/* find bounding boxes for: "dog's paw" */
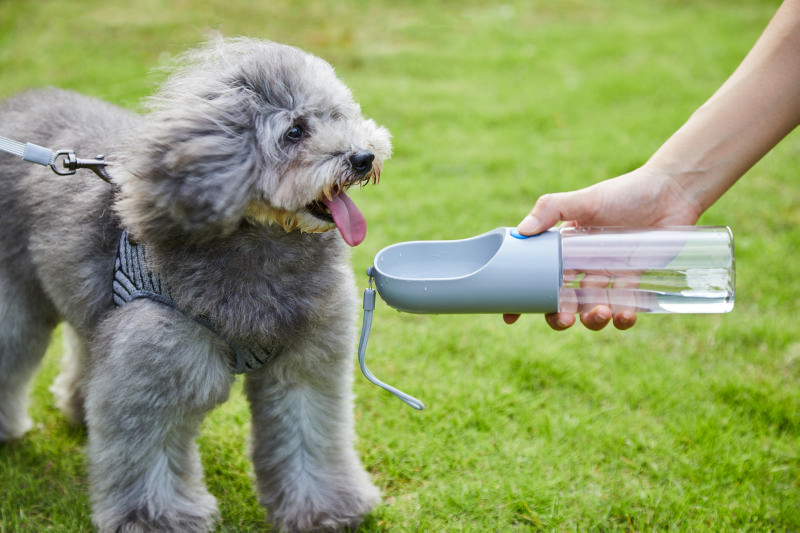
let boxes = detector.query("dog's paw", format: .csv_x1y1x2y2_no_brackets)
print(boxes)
94,512,218,533
0,396,33,442
268,483,381,533
92,492,219,533
0,415,32,443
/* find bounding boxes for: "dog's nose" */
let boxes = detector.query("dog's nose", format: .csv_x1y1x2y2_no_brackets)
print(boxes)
349,151,375,175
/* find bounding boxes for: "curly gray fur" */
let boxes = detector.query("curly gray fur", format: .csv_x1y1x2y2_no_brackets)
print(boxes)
0,37,390,532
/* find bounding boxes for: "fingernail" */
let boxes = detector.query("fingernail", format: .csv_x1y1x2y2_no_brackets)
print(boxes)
518,215,543,236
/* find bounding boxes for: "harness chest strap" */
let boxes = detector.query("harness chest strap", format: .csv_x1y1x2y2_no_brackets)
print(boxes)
112,231,277,373
1,136,266,371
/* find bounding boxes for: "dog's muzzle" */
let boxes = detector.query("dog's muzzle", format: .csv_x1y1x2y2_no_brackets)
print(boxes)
349,151,375,176
306,150,380,247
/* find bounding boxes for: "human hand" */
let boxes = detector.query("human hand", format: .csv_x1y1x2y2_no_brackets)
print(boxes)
504,168,702,330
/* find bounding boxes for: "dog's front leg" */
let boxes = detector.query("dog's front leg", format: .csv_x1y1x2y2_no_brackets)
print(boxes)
245,324,380,533
50,323,89,425
85,300,234,533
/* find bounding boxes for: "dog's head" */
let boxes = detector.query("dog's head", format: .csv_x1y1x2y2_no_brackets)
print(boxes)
116,37,391,246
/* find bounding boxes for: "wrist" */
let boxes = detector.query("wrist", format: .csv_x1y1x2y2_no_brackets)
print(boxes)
642,114,741,219
634,158,708,223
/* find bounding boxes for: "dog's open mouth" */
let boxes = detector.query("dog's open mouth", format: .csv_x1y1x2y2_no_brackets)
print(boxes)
308,200,334,224
305,160,380,247
307,190,367,247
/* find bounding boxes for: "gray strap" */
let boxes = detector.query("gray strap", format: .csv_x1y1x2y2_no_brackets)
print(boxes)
192,314,274,373
0,134,113,183
358,268,424,410
112,231,277,374
23,143,56,166
0,136,54,166
0,137,25,158
0,136,24,157
112,232,175,309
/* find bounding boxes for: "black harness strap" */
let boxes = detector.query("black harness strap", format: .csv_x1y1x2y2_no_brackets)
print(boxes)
112,231,277,373
112,232,175,309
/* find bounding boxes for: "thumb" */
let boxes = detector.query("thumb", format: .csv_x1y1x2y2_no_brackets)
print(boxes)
517,190,591,235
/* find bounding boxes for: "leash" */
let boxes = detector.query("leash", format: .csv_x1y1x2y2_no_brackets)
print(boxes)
0,134,113,183
358,268,424,410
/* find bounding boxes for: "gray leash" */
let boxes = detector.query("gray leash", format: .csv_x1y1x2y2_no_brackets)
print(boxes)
0,134,113,183
358,268,424,410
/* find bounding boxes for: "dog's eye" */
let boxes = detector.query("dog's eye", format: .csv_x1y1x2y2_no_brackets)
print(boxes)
285,125,305,142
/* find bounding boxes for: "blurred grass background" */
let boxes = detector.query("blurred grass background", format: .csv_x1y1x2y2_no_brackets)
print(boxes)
2,0,800,531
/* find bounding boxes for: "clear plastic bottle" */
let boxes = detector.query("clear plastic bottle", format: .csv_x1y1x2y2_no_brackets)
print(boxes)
557,226,734,314
370,226,734,315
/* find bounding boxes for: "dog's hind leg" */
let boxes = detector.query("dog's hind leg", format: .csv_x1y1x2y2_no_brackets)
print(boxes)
0,267,59,442
85,301,234,533
50,323,88,425
244,314,381,532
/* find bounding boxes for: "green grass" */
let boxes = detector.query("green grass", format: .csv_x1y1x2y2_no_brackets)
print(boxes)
2,0,799,531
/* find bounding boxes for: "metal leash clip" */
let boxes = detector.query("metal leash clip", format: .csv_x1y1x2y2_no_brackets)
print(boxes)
52,150,113,184
0,136,114,185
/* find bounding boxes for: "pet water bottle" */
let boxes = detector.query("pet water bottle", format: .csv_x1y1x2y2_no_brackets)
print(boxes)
368,226,735,315
361,226,734,409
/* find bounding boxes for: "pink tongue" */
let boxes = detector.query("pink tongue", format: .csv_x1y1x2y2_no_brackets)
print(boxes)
322,192,367,246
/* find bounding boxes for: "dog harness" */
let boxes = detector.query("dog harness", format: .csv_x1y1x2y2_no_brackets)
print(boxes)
112,231,278,373
1,136,275,373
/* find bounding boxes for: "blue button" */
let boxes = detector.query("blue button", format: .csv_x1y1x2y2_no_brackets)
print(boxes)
510,229,530,239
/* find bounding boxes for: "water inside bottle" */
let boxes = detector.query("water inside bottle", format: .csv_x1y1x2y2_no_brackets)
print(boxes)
557,227,735,314
558,287,734,314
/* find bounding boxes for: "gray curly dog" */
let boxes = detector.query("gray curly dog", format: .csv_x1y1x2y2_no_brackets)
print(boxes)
0,37,391,532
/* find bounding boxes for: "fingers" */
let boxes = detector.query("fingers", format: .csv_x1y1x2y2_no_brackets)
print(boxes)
536,308,637,331
506,312,579,329
517,190,595,236
510,188,641,331
517,214,548,236
613,310,637,330
505,312,578,330
579,306,612,330
516,194,566,235
545,312,576,330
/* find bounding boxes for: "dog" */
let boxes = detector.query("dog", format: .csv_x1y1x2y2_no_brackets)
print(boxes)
0,37,391,532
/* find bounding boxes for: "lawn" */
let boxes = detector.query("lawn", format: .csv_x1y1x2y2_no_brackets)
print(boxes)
2,0,799,531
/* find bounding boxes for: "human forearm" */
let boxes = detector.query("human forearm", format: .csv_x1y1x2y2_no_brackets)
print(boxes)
645,0,800,215
511,1,800,332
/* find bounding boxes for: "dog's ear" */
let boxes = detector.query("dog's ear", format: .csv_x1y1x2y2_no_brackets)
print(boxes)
123,92,260,235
